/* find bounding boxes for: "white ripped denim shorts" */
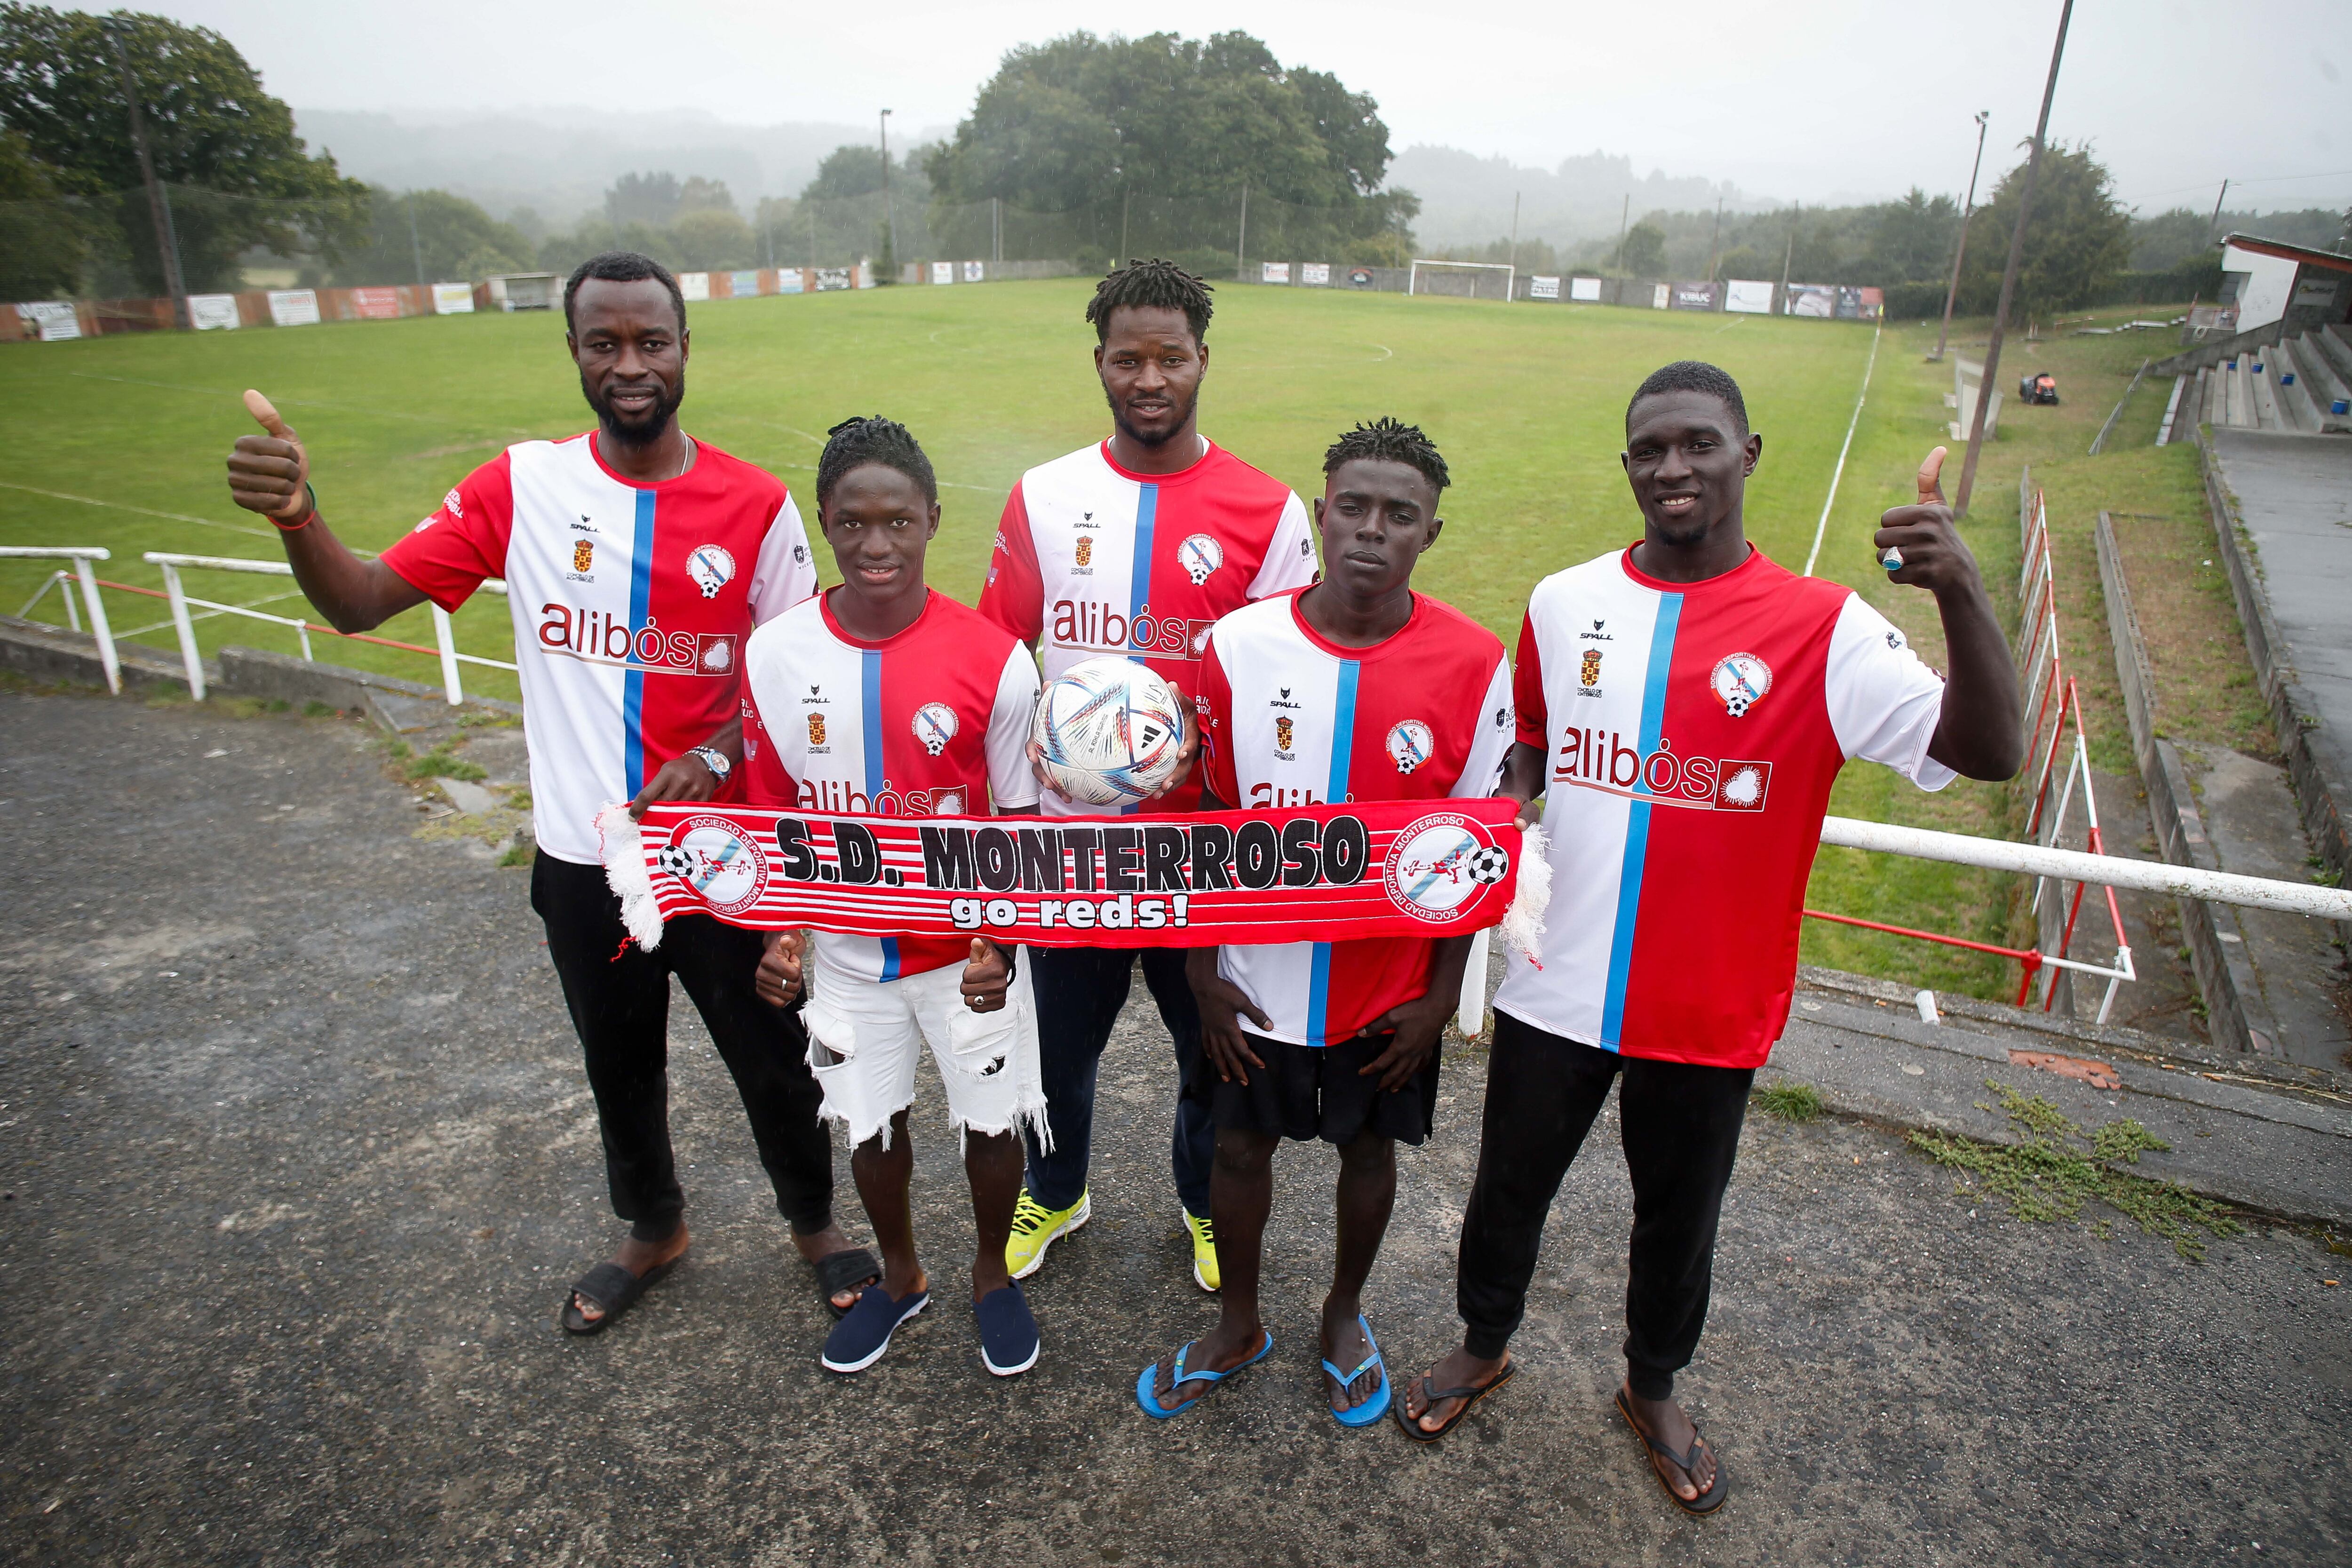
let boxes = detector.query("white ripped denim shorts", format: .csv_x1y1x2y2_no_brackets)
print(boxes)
802,949,1049,1152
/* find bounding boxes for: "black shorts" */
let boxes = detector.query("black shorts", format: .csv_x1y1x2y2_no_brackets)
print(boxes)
1196,1030,1441,1147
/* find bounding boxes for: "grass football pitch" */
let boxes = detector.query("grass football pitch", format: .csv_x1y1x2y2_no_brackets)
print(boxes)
0,279,2194,999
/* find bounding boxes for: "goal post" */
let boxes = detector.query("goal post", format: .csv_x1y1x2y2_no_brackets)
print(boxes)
1407,259,1516,303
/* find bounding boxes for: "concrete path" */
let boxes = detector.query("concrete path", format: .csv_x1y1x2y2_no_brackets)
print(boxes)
3,689,2348,1566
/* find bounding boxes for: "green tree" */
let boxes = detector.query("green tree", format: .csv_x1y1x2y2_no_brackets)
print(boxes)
0,121,82,293
802,145,891,200
676,175,735,216
0,4,364,291
329,186,532,287
605,171,679,228
669,206,753,270
1958,142,2130,318
1867,188,1960,284
1619,219,1666,277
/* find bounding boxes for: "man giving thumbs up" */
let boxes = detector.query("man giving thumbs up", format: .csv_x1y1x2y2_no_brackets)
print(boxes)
1397,360,2020,1512
224,251,883,1337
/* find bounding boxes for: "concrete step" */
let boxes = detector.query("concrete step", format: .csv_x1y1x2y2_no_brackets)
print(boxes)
2293,332,2352,430
2247,345,2287,430
2316,320,2352,382
2268,347,2322,431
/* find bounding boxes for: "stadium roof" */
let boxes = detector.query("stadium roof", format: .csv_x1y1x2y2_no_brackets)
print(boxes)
2219,234,2352,274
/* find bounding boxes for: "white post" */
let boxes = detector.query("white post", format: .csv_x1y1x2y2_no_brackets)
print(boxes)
70,557,119,694
56,572,82,631
432,604,464,705
1456,929,1490,1039
158,561,205,700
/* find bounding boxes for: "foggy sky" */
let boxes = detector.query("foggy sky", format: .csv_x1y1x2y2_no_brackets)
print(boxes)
151,0,2350,214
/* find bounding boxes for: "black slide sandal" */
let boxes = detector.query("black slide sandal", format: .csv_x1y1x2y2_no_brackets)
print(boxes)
559,1257,679,1336
1615,1387,1729,1515
811,1248,882,1320
1393,1359,1515,1442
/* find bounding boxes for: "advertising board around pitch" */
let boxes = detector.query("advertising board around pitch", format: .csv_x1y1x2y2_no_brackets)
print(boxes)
188,294,240,331
267,289,320,327
1529,275,1561,301
431,282,474,314
1571,276,1602,302
1725,279,1774,315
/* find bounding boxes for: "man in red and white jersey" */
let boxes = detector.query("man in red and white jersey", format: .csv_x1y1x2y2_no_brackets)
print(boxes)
1398,363,2022,1509
1137,421,1511,1426
743,418,1047,1379
978,259,1318,1291
224,252,878,1337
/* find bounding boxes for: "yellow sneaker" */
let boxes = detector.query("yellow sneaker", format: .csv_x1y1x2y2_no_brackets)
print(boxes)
1186,1210,1220,1292
1005,1188,1089,1280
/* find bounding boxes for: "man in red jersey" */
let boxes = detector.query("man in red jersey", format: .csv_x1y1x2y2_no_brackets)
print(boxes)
1397,361,2022,1515
744,417,1045,1378
980,259,1318,1291
1137,419,1511,1425
222,252,876,1336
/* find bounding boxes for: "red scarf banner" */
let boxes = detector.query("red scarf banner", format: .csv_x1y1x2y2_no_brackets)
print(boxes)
596,799,1549,958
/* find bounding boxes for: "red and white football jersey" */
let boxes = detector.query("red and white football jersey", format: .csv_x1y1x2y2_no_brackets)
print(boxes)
1196,589,1514,1047
380,433,815,866
741,589,1041,982
978,438,1318,814
1494,546,1954,1069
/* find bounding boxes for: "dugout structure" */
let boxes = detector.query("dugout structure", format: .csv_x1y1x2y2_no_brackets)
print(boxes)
1408,259,1515,303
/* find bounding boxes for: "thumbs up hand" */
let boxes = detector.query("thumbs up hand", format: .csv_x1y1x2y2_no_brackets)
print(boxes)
959,937,1012,1014
227,389,313,522
1871,445,1979,596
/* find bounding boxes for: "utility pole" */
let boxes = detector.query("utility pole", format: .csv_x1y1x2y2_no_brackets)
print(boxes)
2205,177,2230,241
1779,202,1797,312
1931,111,1991,363
1119,186,1129,262
1613,193,1629,272
1955,0,2073,522
878,109,898,277
406,192,427,287
1509,190,1520,276
1235,180,1249,281
1706,194,1724,281
106,21,186,323
993,197,1001,263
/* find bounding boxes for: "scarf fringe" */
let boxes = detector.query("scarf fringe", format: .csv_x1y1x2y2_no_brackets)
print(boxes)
595,803,667,953
1499,821,1549,967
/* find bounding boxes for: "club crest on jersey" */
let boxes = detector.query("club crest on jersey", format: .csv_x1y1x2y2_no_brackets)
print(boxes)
807,714,827,748
1386,719,1433,773
1073,537,1093,567
687,543,736,599
1710,652,1772,716
443,487,463,519
572,540,594,574
1179,533,1224,585
1383,812,1510,923
1275,716,1294,753
1580,648,1603,688
913,701,960,756
656,816,768,916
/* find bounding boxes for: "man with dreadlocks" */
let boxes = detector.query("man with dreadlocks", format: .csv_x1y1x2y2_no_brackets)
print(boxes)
1136,418,1510,1424
980,258,1319,1293
1396,362,2020,1512
744,417,1048,1378
222,251,879,1337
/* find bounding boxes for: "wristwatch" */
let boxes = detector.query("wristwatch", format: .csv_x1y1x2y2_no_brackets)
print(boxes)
688,745,732,783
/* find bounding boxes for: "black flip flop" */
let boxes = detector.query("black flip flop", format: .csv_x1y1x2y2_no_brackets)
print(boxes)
559,1256,680,1336
1615,1387,1728,1515
810,1247,882,1320
1392,1358,1515,1442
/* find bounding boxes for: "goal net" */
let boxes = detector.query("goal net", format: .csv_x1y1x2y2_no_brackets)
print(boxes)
1407,259,1516,303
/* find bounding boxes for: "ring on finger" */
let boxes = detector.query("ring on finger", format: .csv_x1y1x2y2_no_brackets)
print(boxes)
1881,546,1904,572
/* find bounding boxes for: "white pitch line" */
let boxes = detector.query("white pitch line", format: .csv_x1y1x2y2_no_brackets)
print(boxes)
1801,318,1883,578
0,481,278,539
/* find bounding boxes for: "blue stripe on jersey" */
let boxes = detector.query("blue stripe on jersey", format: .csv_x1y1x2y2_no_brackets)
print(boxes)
1305,658,1362,1048
860,648,899,981
1115,482,1163,818
1598,593,1683,1051
621,487,657,794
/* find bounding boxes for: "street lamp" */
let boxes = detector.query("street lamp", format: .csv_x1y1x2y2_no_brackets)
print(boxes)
879,109,898,277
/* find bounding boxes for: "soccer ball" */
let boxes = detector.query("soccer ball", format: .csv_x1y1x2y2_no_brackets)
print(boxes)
1467,845,1511,884
1032,657,1187,806
655,844,696,881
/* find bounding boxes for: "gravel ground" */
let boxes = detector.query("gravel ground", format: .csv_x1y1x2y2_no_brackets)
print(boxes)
2,687,2345,1566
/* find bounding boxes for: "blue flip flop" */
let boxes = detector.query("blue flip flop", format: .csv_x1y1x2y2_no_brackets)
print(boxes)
1134,1329,1274,1419
1322,1315,1393,1428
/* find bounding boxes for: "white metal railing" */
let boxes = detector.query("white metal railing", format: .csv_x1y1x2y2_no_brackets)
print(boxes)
139,552,511,704
0,545,119,692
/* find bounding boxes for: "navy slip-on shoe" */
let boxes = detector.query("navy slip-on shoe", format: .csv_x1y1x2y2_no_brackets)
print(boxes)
974,1282,1039,1377
821,1285,928,1373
